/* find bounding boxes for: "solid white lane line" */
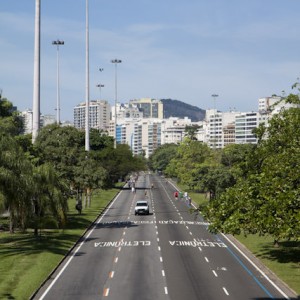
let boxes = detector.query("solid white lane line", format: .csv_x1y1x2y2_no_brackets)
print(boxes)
221,233,289,299
223,287,229,296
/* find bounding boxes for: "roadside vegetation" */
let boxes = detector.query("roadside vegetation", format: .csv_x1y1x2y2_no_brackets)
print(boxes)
0,95,146,298
149,86,300,294
1,84,300,297
0,189,117,299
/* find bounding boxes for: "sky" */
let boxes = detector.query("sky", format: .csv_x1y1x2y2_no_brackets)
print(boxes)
1,0,300,122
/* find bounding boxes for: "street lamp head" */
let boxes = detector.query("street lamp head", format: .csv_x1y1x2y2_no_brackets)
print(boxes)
52,39,64,46
111,59,122,64
96,84,104,88
99,68,104,72
211,94,218,98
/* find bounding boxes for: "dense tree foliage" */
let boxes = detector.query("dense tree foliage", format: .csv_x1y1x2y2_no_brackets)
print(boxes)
0,97,146,234
148,143,178,173
0,97,23,136
202,94,300,243
151,93,300,243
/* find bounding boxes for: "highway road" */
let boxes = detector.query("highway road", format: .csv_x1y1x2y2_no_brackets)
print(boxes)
33,173,294,300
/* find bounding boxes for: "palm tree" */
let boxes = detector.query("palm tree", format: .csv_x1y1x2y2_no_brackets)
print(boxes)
0,134,32,233
31,163,69,236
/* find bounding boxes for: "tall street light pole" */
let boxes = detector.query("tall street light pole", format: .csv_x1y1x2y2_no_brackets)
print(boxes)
85,0,90,151
96,84,104,100
111,59,122,149
211,94,219,149
97,67,104,100
52,39,64,124
32,0,41,143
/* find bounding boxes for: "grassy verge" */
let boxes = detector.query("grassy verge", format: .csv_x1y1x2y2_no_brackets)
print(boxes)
0,187,119,300
176,183,300,296
236,235,300,295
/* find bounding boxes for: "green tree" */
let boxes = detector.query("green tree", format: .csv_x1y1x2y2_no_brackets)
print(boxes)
0,97,23,136
203,94,300,243
34,124,85,184
165,138,211,189
148,143,178,173
184,124,201,140
89,128,114,151
0,134,33,232
30,163,69,236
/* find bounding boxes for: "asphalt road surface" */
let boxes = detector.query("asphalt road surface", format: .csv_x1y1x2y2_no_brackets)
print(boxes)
33,173,295,300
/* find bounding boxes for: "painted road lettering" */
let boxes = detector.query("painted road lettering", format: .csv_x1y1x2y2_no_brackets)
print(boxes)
94,241,151,248
169,240,227,248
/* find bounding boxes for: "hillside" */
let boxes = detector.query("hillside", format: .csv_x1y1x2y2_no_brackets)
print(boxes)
161,99,205,122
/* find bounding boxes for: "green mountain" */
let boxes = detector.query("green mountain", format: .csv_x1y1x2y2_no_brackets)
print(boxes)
161,99,205,122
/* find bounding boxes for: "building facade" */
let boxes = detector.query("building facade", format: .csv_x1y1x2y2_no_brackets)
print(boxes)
74,100,110,131
129,98,163,119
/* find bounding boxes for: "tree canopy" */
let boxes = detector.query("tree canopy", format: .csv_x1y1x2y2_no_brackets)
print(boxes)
202,94,300,243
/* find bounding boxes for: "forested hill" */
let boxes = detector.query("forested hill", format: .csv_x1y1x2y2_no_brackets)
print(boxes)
161,99,205,121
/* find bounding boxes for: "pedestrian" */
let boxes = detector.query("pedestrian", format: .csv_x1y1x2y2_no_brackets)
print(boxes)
174,191,179,200
179,191,183,200
75,203,82,215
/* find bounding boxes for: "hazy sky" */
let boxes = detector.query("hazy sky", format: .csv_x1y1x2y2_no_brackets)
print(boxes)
1,0,300,121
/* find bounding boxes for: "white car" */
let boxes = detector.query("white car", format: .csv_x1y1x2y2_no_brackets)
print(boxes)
134,200,150,215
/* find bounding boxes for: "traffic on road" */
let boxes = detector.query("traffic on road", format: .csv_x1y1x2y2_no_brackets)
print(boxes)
33,173,292,300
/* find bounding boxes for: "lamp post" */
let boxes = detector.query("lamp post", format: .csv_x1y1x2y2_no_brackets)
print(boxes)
32,0,41,143
52,39,64,124
97,68,104,99
96,84,104,100
211,94,219,149
111,59,122,148
85,0,90,152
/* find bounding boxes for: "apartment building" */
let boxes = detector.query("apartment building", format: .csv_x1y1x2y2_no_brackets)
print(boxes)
74,100,110,131
142,120,162,158
161,117,192,144
129,98,163,119
20,109,55,134
235,112,261,144
206,110,237,148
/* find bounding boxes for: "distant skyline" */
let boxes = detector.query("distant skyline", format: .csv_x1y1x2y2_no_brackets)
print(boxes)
1,0,300,121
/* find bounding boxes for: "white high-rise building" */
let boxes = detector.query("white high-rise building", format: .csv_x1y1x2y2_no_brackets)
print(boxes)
20,109,55,134
235,112,260,144
74,100,110,131
206,110,237,148
161,117,191,144
142,120,162,158
20,109,33,134
129,98,163,119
